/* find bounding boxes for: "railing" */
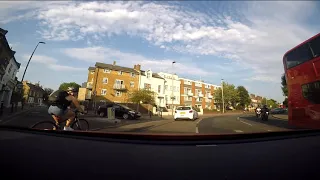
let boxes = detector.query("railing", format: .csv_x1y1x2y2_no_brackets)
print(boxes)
198,93,204,97
187,92,193,96
208,95,213,99
113,84,126,90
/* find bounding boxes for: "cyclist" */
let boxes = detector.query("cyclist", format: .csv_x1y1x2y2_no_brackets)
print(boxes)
48,87,85,131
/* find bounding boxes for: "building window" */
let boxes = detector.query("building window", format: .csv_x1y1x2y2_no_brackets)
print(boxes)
118,71,123,75
158,85,161,93
8,64,12,74
104,69,110,73
165,85,168,90
101,89,107,95
131,72,135,77
147,72,151,78
102,78,108,84
115,90,122,97
90,71,95,74
130,81,134,88
165,95,168,101
144,83,151,90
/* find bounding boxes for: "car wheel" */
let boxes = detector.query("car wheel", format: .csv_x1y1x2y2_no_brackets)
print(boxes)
123,113,129,119
99,112,105,117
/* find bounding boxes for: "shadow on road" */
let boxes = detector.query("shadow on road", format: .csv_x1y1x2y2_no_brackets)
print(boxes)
239,115,302,130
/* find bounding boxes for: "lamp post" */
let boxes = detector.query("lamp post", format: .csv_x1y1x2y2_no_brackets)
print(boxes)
221,79,225,114
171,61,176,116
20,41,45,110
21,42,46,82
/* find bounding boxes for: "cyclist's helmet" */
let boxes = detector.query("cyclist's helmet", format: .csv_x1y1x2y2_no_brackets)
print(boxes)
263,105,267,108
67,87,78,92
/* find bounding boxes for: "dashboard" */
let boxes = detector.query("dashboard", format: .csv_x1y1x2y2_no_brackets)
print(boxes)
1,126,319,180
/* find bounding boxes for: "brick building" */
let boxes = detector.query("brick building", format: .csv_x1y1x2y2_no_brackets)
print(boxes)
179,78,219,110
22,81,45,106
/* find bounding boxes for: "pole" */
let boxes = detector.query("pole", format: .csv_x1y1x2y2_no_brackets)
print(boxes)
171,61,176,116
21,42,45,82
221,79,225,114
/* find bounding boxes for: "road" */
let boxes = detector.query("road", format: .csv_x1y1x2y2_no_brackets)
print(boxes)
0,107,298,134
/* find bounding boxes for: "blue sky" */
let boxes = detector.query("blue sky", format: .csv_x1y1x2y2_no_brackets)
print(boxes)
1,1,319,102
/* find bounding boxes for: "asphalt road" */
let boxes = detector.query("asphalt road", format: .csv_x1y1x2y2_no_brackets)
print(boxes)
197,114,300,134
0,106,123,130
0,107,299,134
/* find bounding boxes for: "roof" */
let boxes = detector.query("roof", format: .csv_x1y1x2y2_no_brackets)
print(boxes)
95,62,138,73
0,28,8,36
140,70,164,79
88,67,95,70
26,83,45,93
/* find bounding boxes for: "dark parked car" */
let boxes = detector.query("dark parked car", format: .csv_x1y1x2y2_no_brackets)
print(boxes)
270,108,287,114
97,103,141,120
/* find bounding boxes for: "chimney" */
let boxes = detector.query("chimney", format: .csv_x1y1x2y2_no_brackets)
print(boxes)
113,61,116,66
136,64,141,71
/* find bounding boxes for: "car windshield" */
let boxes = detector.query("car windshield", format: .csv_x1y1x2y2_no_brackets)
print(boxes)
1,1,317,138
177,107,191,110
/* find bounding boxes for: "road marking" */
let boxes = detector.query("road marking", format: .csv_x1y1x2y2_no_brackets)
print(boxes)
196,126,199,133
237,117,240,120
196,144,218,147
239,120,252,126
267,130,272,132
234,130,244,133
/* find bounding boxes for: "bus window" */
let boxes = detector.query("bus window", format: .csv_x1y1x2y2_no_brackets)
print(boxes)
301,81,320,104
285,44,313,69
309,36,320,57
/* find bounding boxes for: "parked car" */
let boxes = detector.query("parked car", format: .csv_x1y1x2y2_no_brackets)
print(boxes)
97,103,141,120
270,108,286,114
174,106,199,121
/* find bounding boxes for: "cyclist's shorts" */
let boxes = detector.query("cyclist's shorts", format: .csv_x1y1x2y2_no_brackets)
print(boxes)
48,105,68,117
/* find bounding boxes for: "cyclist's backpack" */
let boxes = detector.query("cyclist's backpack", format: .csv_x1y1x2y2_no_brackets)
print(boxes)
47,90,69,106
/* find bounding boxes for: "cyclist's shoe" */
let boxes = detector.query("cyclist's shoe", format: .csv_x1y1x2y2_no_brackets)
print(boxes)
63,126,74,131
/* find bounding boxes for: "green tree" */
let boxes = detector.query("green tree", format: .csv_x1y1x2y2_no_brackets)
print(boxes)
58,82,81,91
236,86,251,109
281,74,288,97
129,89,155,112
214,82,239,110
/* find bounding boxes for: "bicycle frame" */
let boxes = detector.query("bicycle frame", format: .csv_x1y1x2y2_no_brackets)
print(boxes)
54,113,82,130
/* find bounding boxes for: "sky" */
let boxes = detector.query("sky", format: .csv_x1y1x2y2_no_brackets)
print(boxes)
1,1,319,102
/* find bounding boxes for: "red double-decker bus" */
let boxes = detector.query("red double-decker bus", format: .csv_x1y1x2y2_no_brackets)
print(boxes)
283,33,320,129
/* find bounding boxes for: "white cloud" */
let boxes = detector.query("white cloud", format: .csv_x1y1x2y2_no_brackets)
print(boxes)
63,46,215,76
1,1,318,84
21,54,85,72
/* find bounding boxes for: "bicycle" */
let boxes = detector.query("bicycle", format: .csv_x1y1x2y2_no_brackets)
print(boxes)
30,109,90,131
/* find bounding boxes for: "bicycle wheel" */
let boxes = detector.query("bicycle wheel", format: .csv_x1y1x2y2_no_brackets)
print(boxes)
72,119,89,131
31,121,58,130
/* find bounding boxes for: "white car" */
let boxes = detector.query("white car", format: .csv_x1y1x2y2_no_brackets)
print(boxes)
174,106,199,121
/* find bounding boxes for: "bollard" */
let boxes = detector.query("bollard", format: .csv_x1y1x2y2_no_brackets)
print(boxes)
11,103,14,113
0,101,3,116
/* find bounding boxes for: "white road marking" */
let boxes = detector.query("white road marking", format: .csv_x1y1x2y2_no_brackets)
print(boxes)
267,130,272,132
239,120,252,126
237,117,240,120
196,144,218,147
196,126,199,133
234,130,244,133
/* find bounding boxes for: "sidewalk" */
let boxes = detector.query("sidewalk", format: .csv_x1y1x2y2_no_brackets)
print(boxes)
272,114,288,120
0,105,33,122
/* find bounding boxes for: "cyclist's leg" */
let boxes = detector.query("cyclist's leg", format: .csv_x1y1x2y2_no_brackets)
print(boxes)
63,109,75,128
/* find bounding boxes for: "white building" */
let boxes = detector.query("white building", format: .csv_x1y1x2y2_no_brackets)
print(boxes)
0,56,20,107
157,72,180,110
139,69,166,108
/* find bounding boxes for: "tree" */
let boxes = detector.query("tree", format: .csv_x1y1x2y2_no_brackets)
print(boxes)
58,82,81,91
214,82,239,110
129,89,155,113
236,86,251,109
281,73,288,108
43,88,54,104
281,74,288,97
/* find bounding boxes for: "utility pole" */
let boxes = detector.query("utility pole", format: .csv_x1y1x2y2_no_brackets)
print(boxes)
221,79,225,113
171,61,176,116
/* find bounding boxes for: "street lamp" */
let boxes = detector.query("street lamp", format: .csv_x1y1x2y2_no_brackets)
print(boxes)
21,41,45,82
171,61,176,116
221,79,225,114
